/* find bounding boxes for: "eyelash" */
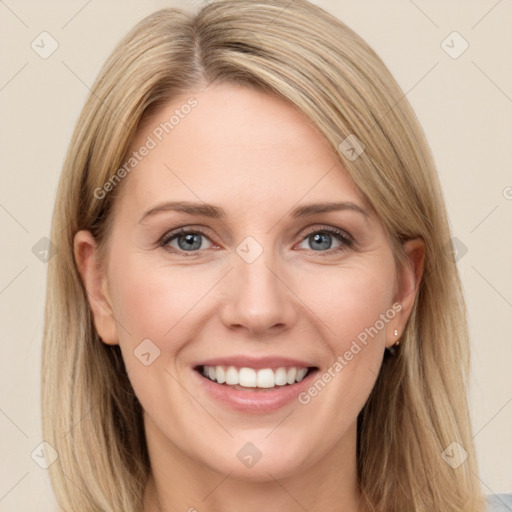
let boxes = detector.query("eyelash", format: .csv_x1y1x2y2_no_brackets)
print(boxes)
159,226,354,257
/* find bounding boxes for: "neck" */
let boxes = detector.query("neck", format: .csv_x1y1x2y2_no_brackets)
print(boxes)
142,415,366,512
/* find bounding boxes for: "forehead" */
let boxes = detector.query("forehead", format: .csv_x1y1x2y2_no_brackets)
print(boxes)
117,82,368,218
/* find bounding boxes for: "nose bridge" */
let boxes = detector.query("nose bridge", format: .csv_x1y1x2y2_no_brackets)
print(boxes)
220,241,295,333
238,254,279,301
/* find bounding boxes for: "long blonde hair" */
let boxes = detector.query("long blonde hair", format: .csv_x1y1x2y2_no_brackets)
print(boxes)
42,1,484,510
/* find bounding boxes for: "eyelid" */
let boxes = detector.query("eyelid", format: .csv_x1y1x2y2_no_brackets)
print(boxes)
299,224,354,244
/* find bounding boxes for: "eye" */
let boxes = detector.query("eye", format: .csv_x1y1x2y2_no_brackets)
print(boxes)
159,226,354,256
296,227,353,253
160,228,214,254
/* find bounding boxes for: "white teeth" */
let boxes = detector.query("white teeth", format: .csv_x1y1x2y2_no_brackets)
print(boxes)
201,365,311,388
216,366,226,384
296,368,308,381
256,368,275,388
239,367,257,387
274,367,288,386
286,367,297,385
225,366,239,385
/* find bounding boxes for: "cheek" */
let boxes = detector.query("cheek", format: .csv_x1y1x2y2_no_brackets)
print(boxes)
106,257,209,424
296,256,396,346
108,255,215,344
292,255,396,429
105,254,222,412
292,279,392,451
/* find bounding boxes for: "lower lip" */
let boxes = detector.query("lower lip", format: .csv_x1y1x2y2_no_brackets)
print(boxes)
193,369,318,413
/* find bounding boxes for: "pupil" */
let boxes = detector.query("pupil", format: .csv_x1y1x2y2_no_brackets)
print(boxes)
179,233,201,251
311,233,331,250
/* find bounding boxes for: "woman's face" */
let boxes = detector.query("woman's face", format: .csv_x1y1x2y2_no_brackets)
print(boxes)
76,82,422,481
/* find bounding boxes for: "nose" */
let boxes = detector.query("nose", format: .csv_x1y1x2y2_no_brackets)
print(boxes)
219,252,297,337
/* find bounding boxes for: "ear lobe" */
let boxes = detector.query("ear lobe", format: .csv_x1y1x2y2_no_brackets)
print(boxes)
387,238,425,347
73,230,119,345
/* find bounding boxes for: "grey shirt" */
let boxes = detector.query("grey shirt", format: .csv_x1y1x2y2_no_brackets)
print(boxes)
487,494,512,511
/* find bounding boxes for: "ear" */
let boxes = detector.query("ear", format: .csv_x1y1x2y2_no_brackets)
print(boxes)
386,238,425,348
73,230,119,345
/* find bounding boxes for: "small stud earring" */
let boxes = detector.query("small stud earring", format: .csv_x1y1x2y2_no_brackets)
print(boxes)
387,329,400,355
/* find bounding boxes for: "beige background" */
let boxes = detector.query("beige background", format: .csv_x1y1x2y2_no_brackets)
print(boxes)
1,0,511,509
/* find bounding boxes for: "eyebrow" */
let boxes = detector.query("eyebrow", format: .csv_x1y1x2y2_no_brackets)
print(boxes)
138,200,369,223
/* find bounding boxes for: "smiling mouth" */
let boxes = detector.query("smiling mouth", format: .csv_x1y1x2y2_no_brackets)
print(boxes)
195,365,318,390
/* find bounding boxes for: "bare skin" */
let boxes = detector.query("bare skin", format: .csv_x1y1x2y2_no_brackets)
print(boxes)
74,82,424,512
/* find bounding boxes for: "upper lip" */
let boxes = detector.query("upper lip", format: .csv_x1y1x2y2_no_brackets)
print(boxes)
194,355,317,370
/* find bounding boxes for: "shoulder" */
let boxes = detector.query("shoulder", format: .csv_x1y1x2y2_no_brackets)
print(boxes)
486,494,512,511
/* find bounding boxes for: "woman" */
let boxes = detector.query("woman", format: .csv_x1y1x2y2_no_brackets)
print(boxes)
41,0,506,510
